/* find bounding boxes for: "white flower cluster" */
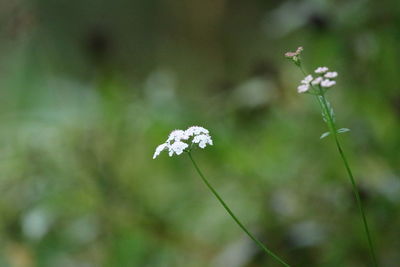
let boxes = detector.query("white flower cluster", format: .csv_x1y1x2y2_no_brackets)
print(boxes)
297,67,338,93
153,126,213,159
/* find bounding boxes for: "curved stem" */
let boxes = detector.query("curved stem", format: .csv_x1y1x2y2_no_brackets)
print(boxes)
298,63,377,266
318,95,378,267
332,132,378,267
188,152,291,267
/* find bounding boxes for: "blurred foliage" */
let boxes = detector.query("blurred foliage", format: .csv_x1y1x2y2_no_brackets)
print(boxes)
0,0,399,266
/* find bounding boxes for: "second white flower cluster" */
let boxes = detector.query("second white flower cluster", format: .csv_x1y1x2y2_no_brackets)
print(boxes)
153,126,213,159
297,67,338,93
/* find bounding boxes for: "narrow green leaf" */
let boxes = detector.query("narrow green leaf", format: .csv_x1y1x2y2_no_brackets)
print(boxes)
320,132,330,139
337,128,350,134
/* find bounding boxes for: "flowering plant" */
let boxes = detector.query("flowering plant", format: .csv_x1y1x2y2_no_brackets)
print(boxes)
286,47,378,266
154,126,290,266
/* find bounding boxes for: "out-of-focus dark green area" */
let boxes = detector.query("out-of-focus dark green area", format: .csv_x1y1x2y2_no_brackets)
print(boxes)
0,0,399,266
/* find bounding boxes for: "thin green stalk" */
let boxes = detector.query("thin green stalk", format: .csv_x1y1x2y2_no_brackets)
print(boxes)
318,94,378,267
298,64,378,266
188,152,291,267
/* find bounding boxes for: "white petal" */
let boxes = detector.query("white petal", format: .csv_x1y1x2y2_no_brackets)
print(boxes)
320,79,336,88
193,134,206,143
311,77,323,85
153,143,168,159
315,67,329,74
324,72,338,78
167,130,189,142
301,75,313,84
297,84,310,93
193,134,213,149
169,141,189,156
185,126,209,137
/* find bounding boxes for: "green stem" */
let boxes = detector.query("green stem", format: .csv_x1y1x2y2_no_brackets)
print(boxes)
298,63,308,77
318,94,378,267
298,63,377,266
188,152,291,267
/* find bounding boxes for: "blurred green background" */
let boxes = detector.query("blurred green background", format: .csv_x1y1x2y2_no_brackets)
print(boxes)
0,0,399,266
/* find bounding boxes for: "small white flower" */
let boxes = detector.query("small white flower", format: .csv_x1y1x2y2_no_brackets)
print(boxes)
301,75,313,84
311,77,323,85
324,71,338,78
168,141,189,156
315,67,329,74
320,79,336,88
153,143,168,159
185,126,209,137
167,130,189,142
297,84,310,93
193,134,213,149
